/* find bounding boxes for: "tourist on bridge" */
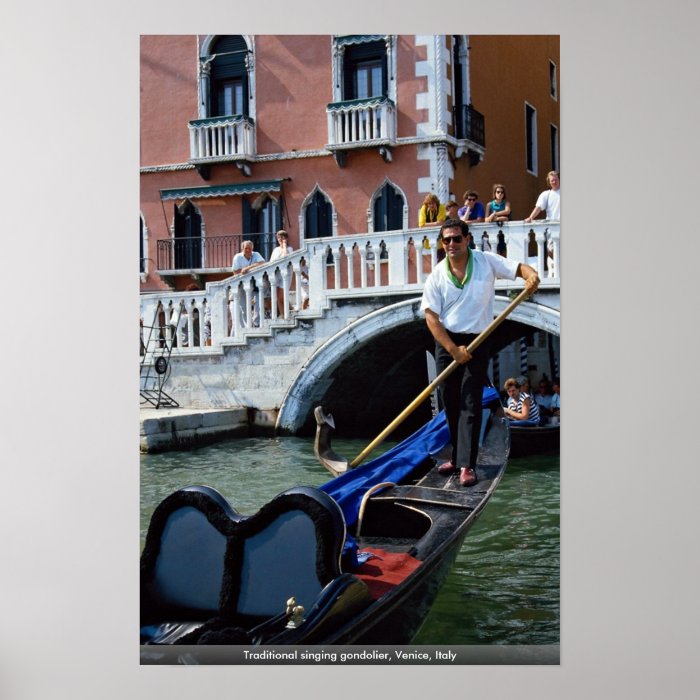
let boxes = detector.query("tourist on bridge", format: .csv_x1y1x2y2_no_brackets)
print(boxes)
421,219,539,487
458,190,485,224
232,240,266,326
269,230,294,316
418,193,447,228
524,171,560,222
485,184,512,222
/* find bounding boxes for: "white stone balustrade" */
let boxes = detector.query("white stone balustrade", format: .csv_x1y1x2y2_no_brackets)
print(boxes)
326,98,397,148
188,115,256,162
140,221,559,360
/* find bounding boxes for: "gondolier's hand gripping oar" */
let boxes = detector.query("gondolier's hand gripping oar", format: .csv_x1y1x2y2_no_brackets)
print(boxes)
349,284,535,469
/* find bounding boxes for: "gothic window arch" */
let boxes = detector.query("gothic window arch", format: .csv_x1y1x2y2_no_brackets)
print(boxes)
369,179,407,233
243,193,280,260
199,35,255,121
300,186,335,241
173,199,203,269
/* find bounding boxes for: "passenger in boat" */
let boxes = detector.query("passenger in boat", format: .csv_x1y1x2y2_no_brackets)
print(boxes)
550,378,560,418
458,190,485,224
269,230,294,316
485,184,512,222
534,377,554,417
503,377,542,425
232,240,266,326
418,193,447,228
421,219,540,486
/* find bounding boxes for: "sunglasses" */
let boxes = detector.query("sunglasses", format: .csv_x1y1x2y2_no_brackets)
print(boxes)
442,235,464,244
466,196,477,201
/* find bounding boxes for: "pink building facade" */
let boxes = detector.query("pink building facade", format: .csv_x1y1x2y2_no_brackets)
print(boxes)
140,35,559,292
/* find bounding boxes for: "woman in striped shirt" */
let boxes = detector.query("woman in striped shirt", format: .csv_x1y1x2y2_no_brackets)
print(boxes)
503,377,541,426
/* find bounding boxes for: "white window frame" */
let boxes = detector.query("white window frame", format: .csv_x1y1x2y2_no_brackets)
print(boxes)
299,185,337,243
550,122,559,172
525,101,538,176
199,35,256,122
331,35,397,104
367,177,409,233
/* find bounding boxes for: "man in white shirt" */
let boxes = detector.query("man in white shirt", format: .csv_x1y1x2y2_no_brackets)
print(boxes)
232,240,266,326
525,171,560,222
421,219,539,486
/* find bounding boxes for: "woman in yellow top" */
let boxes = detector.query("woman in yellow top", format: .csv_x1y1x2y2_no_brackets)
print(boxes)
418,193,446,227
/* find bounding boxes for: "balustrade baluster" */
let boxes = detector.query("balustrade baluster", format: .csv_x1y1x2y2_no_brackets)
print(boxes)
359,247,368,288
346,245,355,289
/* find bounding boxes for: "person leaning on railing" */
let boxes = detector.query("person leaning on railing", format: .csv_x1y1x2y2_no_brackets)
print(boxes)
524,170,560,275
418,193,446,227
232,240,266,327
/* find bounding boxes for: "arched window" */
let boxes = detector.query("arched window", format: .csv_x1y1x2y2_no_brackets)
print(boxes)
243,193,280,260
173,200,202,269
372,181,405,232
208,35,249,117
304,189,333,239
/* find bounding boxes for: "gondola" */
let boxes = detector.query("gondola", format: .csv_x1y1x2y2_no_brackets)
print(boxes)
509,420,559,458
140,394,510,650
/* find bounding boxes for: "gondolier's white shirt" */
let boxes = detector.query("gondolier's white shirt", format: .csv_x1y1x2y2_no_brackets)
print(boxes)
420,251,519,334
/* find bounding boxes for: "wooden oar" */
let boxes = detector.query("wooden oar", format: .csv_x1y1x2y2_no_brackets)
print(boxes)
349,285,533,468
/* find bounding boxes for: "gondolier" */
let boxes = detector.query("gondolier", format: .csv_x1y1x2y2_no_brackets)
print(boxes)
421,219,540,487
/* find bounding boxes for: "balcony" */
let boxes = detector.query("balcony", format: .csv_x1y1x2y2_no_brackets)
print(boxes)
188,114,255,165
156,233,275,275
326,96,397,164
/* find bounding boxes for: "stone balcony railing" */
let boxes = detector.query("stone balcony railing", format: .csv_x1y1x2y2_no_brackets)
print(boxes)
326,96,397,150
188,114,256,163
140,220,559,360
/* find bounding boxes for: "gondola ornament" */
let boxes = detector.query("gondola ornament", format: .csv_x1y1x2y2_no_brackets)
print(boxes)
285,597,305,628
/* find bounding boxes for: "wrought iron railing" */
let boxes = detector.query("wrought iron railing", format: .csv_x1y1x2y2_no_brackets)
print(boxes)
453,104,486,147
156,233,275,272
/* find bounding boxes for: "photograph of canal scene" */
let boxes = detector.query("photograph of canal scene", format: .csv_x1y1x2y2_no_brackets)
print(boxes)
139,34,560,661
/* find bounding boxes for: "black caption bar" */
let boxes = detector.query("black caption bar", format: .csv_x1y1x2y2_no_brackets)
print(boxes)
141,645,559,666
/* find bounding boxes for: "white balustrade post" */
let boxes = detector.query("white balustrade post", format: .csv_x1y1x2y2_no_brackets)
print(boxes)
270,273,279,320
549,227,560,279
359,246,368,288
189,126,197,160
346,244,355,289
281,268,290,319
385,238,405,287
535,228,547,279
332,247,341,290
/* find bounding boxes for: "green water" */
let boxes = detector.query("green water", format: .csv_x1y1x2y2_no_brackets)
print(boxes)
140,438,559,646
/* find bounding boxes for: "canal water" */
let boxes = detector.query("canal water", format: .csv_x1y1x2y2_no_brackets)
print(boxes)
140,437,559,646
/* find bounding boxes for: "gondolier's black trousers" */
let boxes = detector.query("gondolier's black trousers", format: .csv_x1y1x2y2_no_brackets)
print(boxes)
435,333,490,470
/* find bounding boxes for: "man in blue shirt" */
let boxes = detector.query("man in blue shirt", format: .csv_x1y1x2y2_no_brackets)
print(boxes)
457,190,485,224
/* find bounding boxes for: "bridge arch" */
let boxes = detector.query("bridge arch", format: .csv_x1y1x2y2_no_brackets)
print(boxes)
277,296,559,434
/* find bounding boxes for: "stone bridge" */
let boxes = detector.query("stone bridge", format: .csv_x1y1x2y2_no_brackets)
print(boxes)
140,221,560,437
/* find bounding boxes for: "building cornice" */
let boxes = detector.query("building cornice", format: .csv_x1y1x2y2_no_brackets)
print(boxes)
139,134,483,174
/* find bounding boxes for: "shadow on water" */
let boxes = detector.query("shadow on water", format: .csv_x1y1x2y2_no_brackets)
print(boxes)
141,439,559,646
